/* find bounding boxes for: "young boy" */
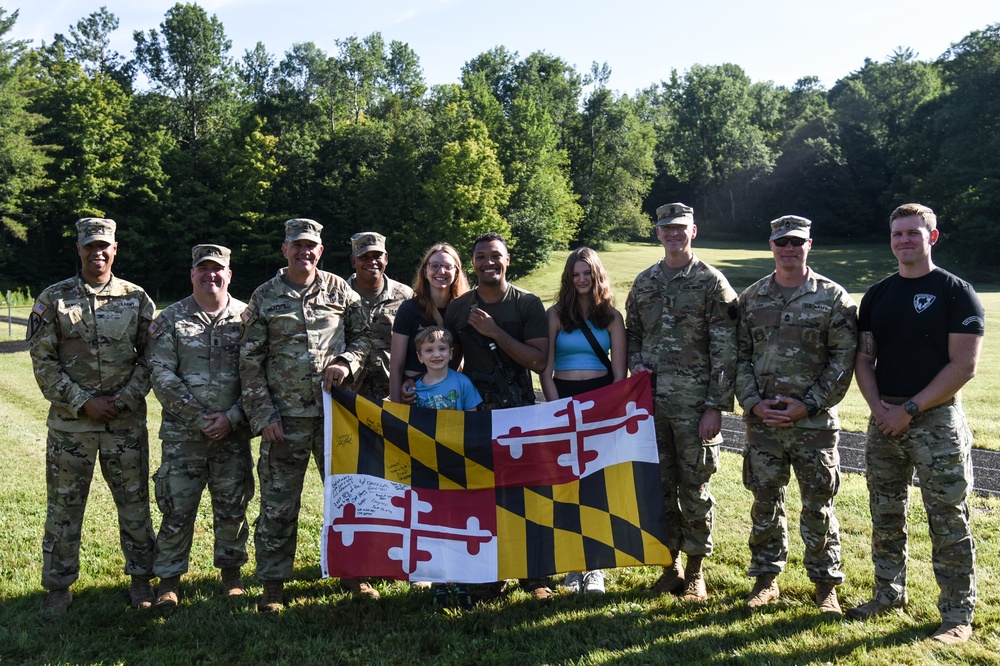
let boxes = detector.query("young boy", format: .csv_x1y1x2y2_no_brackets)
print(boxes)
412,327,483,608
413,327,483,411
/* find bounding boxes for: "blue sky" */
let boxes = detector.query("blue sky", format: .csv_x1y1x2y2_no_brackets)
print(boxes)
8,0,998,93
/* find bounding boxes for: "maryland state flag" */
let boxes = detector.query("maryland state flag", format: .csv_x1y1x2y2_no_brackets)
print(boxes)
321,372,671,583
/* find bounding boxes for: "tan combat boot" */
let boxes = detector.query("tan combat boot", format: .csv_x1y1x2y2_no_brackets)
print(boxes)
815,582,841,615
221,567,246,597
258,580,285,613
155,576,180,609
42,588,72,614
931,622,972,645
130,575,155,609
746,574,779,608
682,556,707,603
649,551,685,596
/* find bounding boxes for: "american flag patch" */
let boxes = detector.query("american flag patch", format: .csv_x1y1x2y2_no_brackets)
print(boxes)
32,301,47,315
240,307,253,323
148,321,159,335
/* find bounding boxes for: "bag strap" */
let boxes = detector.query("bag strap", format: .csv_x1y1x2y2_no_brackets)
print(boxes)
578,321,612,372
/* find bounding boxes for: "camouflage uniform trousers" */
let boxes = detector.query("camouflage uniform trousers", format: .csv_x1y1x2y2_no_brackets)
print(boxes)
742,425,844,583
864,402,976,624
654,406,720,556
153,438,255,578
42,426,155,590
254,416,325,581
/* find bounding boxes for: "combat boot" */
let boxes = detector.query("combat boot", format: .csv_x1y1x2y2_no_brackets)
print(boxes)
681,556,707,603
130,575,155,609
648,551,685,596
258,580,284,613
221,567,245,597
931,622,972,645
42,588,72,614
156,576,180,609
746,574,779,608
815,582,841,615
846,594,907,620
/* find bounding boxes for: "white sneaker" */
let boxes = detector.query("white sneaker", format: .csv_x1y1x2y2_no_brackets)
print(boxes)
563,572,584,593
583,570,606,594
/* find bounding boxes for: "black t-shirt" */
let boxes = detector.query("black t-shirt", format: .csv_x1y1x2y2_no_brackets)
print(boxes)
391,298,445,375
859,268,985,396
444,285,547,406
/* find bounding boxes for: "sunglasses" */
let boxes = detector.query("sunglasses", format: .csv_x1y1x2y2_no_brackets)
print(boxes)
773,237,808,247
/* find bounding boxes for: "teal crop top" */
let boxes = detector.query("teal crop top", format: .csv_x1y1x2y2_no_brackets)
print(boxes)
554,323,611,371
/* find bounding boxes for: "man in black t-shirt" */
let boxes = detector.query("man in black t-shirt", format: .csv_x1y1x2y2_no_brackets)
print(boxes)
848,203,985,645
444,232,551,600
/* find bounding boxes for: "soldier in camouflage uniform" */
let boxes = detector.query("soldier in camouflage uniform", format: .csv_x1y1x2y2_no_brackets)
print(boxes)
736,215,857,615
27,218,157,613
149,245,254,609
848,204,984,645
626,203,738,603
240,218,372,612
347,232,413,399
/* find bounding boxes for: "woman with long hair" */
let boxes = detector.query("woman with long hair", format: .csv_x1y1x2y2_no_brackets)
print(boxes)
540,247,627,593
389,243,470,403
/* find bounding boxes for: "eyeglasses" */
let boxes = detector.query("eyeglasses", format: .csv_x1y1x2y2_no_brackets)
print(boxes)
427,262,456,272
772,237,808,247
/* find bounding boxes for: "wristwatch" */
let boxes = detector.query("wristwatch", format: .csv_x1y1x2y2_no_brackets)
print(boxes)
805,403,820,418
903,400,920,417
114,398,127,411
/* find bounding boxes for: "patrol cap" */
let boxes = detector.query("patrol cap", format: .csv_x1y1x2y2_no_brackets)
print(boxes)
284,218,323,244
655,203,694,227
351,232,386,256
769,215,812,241
191,244,231,268
76,217,116,245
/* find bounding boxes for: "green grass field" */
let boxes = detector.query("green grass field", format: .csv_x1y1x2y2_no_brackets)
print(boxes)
2,242,999,664
520,241,1000,449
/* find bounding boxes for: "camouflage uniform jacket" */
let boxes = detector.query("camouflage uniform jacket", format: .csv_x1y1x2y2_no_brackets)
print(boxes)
347,275,413,398
625,255,738,418
736,268,858,430
240,268,371,434
27,274,155,432
150,295,251,441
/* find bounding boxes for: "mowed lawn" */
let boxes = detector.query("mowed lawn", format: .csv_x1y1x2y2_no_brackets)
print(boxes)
521,240,1000,449
2,241,999,664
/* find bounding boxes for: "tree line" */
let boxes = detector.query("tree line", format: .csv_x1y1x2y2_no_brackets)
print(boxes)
2,4,998,301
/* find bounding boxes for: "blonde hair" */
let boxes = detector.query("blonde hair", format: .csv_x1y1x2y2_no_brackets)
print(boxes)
414,326,453,350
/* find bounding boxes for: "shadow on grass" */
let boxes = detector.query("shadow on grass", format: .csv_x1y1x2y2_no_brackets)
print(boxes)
0,572,972,665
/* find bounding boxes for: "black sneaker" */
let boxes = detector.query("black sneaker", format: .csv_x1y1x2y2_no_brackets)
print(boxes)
453,585,474,610
432,583,450,608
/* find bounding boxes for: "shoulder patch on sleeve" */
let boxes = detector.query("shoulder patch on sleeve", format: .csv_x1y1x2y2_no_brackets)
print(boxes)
32,301,47,316
148,320,160,337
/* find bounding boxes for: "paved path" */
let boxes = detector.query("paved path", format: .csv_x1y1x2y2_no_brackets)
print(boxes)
721,414,1000,497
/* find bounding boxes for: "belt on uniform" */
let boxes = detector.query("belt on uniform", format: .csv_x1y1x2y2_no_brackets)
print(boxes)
880,395,956,407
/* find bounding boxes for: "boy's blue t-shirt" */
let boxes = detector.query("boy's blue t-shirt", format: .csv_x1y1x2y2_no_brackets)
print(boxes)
414,369,483,411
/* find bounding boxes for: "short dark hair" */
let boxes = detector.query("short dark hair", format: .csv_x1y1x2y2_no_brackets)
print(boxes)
471,232,507,256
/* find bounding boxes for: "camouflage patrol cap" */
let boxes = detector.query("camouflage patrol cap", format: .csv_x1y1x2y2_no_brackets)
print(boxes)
191,244,231,268
769,215,812,241
655,203,694,227
351,231,386,256
284,218,323,244
76,217,116,245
